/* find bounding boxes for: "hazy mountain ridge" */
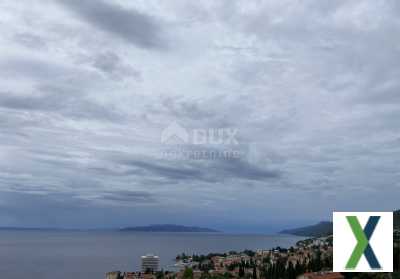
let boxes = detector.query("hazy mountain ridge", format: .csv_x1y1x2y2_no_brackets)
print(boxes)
281,210,400,237
280,221,333,237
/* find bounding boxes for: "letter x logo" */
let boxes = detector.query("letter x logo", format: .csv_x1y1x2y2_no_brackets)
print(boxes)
333,212,392,272
346,216,381,270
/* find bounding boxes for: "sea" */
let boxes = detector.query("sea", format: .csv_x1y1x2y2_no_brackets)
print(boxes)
0,230,304,279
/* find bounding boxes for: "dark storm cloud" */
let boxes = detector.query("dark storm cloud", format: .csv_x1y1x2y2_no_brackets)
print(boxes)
117,157,206,181
58,0,166,49
109,151,280,184
217,158,281,181
99,190,155,203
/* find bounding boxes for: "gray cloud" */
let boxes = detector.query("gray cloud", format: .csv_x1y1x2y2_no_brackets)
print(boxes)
216,157,281,181
99,190,155,203
91,51,141,81
58,0,167,49
13,33,47,50
117,158,206,181
0,55,125,121
103,149,280,184
1,57,73,81
0,88,123,121
0,0,400,230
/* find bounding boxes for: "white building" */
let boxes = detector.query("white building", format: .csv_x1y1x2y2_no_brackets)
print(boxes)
141,254,159,273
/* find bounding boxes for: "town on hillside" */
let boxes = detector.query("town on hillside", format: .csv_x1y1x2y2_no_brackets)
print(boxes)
106,234,400,279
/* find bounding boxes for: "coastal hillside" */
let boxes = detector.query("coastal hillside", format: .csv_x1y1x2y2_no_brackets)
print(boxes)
280,221,332,237
395,210,400,229
282,210,400,237
120,224,219,233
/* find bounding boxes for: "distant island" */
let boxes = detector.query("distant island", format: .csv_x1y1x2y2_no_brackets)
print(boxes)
280,221,333,237
120,224,219,233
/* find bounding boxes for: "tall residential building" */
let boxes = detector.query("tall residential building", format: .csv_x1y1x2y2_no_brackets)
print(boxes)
141,254,159,273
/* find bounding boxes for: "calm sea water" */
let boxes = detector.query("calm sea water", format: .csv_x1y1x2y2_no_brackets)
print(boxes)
0,230,304,279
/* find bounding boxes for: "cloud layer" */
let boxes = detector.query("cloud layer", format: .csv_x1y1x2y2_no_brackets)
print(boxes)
0,0,399,232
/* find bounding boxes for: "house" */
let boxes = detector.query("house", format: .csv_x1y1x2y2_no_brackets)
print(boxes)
297,272,344,279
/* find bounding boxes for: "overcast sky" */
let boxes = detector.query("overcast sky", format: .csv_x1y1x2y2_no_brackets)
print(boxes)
0,0,399,232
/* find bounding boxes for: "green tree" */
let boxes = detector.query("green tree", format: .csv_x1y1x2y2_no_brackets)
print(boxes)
183,268,194,279
156,271,165,279
252,266,257,279
239,265,245,278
